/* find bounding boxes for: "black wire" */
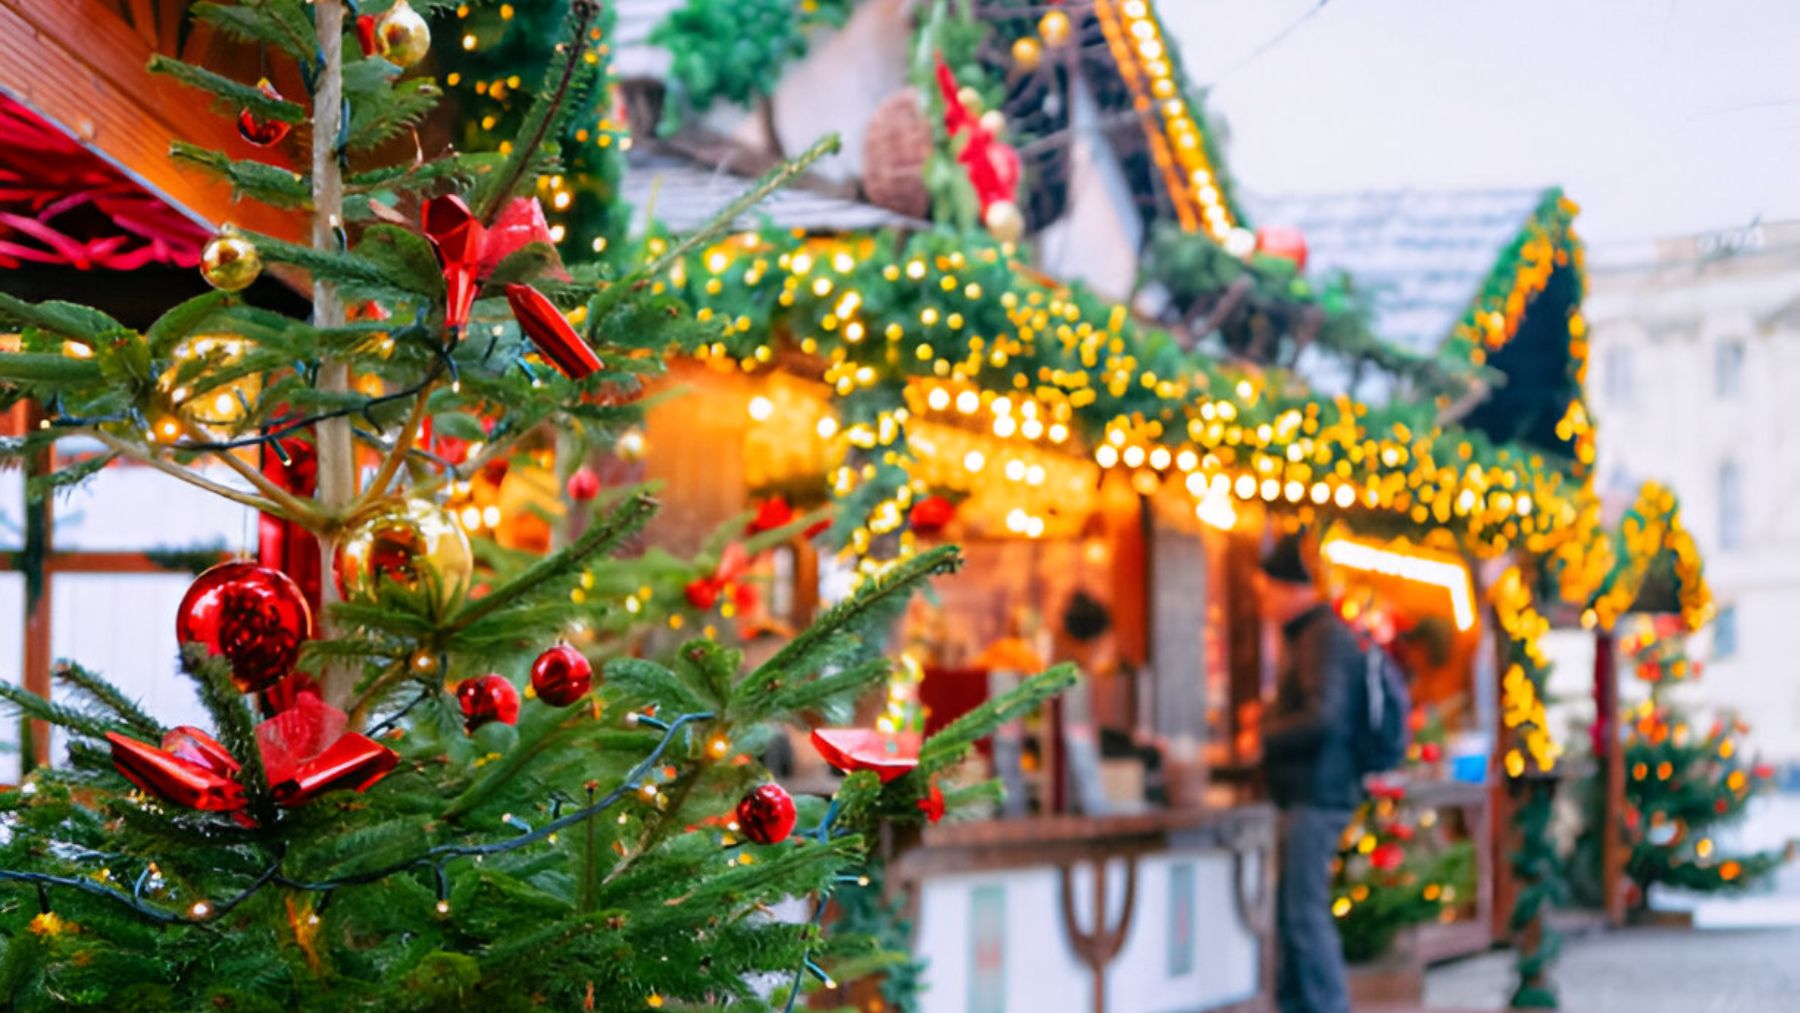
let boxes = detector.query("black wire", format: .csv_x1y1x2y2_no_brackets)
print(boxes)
1,711,714,924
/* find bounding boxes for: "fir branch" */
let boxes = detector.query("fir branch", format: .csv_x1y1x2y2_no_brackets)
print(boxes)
147,56,305,122
191,0,317,65
445,491,659,636
242,231,421,295
25,451,117,501
181,648,276,822
52,665,163,737
751,545,961,689
170,142,310,209
471,0,604,221
0,679,133,742
917,663,1079,773
0,291,125,344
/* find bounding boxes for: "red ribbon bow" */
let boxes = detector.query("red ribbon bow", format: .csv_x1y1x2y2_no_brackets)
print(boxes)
684,542,758,612
503,283,604,379
810,728,922,784
106,695,397,817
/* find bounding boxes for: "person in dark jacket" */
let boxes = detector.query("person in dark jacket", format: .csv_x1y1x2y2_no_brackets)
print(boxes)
1259,531,1362,1013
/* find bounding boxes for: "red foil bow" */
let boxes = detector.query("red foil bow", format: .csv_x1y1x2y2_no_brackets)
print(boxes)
422,195,570,335
810,728,922,784
503,283,603,379
106,697,397,814
684,542,756,612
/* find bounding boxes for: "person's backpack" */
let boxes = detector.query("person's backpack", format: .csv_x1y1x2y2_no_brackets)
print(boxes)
1350,641,1411,775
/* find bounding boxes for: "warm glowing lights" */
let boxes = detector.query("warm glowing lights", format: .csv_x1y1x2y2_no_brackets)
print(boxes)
1323,537,1476,632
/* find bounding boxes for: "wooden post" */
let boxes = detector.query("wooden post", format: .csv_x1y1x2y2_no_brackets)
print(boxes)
1597,631,1627,925
21,402,52,770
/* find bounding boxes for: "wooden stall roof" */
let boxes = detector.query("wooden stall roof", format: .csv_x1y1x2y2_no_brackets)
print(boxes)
0,0,302,244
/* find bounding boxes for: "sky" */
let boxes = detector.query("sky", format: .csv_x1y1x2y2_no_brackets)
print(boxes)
1160,0,1800,248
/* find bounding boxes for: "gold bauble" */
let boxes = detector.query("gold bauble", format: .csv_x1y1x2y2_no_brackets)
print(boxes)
378,0,432,68
335,498,473,616
200,227,262,292
1038,9,1072,47
979,109,1007,136
955,85,985,115
155,335,262,436
983,200,1025,245
1011,36,1043,71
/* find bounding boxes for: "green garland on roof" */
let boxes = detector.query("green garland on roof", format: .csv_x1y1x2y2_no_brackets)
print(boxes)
651,224,1588,560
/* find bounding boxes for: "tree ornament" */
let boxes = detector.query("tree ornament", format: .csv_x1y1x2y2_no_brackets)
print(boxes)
334,498,474,616
156,335,263,437
177,560,313,693
200,226,262,292
1038,9,1073,47
567,466,601,501
236,79,293,147
530,643,593,707
1254,225,1309,272
1011,36,1043,71
504,283,604,379
909,494,956,536
918,778,946,824
107,727,245,811
735,783,797,845
354,13,381,57
376,0,432,68
978,109,1006,136
955,85,985,115
983,200,1025,244
457,674,520,731
422,194,484,332
811,728,922,783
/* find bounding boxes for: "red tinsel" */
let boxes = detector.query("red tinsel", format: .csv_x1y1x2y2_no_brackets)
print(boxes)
0,95,206,270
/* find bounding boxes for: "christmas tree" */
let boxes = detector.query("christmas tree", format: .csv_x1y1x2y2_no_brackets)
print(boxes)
0,1,1071,1008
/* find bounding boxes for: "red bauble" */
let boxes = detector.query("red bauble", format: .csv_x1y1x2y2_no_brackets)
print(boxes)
1254,225,1308,272
530,644,593,707
1370,842,1404,873
177,561,313,693
567,467,601,502
236,79,293,147
735,783,798,845
910,495,956,536
457,674,520,731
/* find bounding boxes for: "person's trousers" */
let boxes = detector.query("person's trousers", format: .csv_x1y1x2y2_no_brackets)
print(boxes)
1276,804,1354,1013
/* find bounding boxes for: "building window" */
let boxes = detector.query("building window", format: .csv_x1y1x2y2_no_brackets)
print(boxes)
1718,459,1743,551
1712,604,1739,661
1716,340,1744,398
1603,345,1634,407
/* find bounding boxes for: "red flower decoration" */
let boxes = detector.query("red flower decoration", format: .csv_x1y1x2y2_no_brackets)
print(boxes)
423,195,570,335
685,543,757,613
1366,779,1406,802
934,56,1020,213
1370,842,1404,872
811,728,922,784
1418,742,1443,764
918,778,946,824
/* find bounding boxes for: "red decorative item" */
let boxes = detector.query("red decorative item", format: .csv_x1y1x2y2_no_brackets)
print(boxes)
504,283,604,379
259,671,322,716
422,194,484,332
747,496,794,535
934,56,1022,215
909,495,956,536
1254,225,1308,272
107,729,246,811
566,466,601,501
483,197,566,279
176,561,313,693
354,14,381,56
918,778,946,823
0,94,208,270
236,79,294,147
259,436,321,612
530,644,593,707
457,674,521,731
684,578,721,611
106,697,396,814
810,728,922,784
1370,842,1404,872
735,783,798,845
684,542,757,613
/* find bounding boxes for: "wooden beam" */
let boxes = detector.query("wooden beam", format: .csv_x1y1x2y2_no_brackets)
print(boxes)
0,0,302,243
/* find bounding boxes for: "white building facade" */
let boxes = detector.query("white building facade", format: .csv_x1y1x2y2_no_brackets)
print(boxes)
1586,222,1800,762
